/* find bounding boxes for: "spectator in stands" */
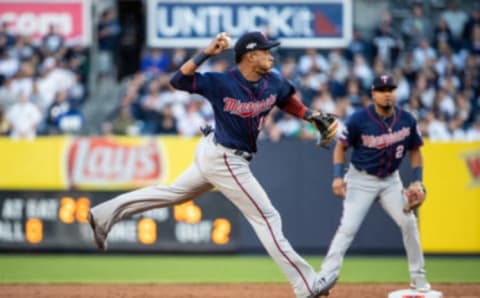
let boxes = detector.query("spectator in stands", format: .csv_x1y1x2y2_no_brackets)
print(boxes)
0,76,16,110
372,11,402,67
346,29,372,63
401,1,432,49
109,102,138,135
432,18,455,50
40,24,66,60
413,39,436,69
140,48,170,77
0,21,15,48
462,4,480,47
298,48,329,76
176,99,205,137
465,117,480,141
275,112,302,139
44,90,73,134
441,0,468,48
0,105,9,135
5,92,41,139
97,8,121,78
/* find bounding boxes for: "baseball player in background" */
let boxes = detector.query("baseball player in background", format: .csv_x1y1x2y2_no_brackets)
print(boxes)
88,31,338,298
317,75,430,293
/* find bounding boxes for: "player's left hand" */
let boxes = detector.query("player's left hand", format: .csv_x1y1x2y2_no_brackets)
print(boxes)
307,111,338,147
403,181,426,212
205,32,231,56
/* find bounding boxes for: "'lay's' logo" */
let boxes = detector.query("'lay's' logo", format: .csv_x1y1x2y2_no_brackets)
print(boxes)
67,138,163,188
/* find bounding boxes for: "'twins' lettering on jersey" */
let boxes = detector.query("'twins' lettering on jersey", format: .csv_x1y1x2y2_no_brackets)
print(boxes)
223,95,276,118
171,67,294,153
340,105,423,178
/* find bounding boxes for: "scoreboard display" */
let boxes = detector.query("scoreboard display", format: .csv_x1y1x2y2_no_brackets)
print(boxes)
0,191,240,252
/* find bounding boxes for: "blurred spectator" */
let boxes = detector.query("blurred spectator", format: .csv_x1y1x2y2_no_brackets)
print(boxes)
346,29,372,62
0,77,16,110
5,92,41,139
401,1,432,49
462,4,480,46
97,8,121,78
298,48,329,75
0,105,9,135
432,18,455,50
140,48,170,77
413,39,436,68
0,21,15,48
169,49,188,72
40,25,66,60
177,99,205,137
275,112,302,139
352,54,373,89
109,104,138,135
44,90,73,134
0,50,19,84
372,11,402,67
465,117,480,141
425,111,450,141
441,0,468,46
65,44,90,85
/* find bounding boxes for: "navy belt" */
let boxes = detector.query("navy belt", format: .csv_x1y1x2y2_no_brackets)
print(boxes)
213,137,253,162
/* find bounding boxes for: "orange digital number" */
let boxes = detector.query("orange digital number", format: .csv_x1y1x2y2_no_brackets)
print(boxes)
59,197,91,224
59,197,76,224
75,197,90,223
138,218,157,245
26,218,43,244
211,218,231,245
174,201,202,224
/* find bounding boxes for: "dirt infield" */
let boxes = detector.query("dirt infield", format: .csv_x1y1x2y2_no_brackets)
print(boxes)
1,283,479,298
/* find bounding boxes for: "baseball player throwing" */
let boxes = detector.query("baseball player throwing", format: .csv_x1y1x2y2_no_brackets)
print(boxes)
317,75,430,293
88,31,338,298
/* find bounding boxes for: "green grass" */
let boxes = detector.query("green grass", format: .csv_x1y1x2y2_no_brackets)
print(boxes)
0,255,479,284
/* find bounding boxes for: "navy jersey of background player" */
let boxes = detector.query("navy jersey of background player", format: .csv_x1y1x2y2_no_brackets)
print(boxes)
171,67,293,153
340,104,423,178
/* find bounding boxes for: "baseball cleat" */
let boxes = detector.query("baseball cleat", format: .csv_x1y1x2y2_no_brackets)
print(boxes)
410,276,431,292
309,274,338,297
88,212,107,251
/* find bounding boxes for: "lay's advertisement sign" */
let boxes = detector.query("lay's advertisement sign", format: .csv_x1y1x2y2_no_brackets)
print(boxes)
0,136,199,190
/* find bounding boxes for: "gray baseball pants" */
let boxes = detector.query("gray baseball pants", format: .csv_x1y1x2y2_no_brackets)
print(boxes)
320,166,426,280
90,133,318,298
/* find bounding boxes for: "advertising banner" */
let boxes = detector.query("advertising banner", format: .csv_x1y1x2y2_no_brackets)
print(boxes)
420,142,480,253
0,0,91,45
147,0,353,48
0,136,199,190
0,191,240,252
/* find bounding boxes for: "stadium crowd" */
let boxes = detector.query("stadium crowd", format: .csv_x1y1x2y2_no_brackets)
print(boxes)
0,22,89,139
1,1,479,142
102,1,480,142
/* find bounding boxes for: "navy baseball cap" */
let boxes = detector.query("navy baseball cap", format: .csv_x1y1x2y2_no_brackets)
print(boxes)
372,75,397,91
234,31,280,63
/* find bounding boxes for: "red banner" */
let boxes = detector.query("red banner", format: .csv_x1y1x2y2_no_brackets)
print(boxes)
0,0,91,45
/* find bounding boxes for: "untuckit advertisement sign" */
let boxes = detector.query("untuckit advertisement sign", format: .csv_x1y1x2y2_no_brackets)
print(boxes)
0,0,91,45
147,0,353,48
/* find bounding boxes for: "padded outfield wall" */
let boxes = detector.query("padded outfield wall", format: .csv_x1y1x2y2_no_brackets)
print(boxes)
0,136,478,253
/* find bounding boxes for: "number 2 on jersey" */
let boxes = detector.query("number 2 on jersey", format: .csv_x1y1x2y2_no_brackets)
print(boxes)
395,145,404,159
